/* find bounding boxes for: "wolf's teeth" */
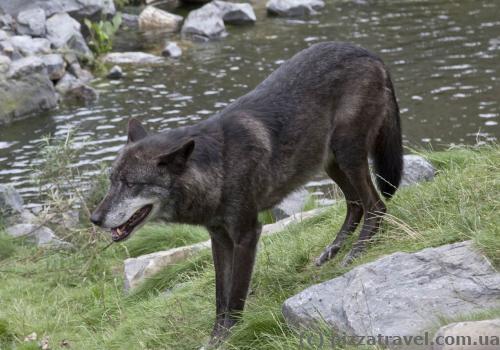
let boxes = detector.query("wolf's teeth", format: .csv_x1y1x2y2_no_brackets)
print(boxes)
117,228,122,235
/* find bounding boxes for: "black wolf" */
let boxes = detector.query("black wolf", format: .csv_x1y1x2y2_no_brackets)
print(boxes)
91,42,403,344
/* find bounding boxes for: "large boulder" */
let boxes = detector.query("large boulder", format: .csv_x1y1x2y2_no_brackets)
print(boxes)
266,0,325,17
283,241,500,344
0,56,58,124
102,52,164,65
138,6,183,32
433,319,500,350
16,7,46,37
212,1,256,24
401,154,436,187
45,12,91,56
0,0,115,20
181,3,227,40
9,35,51,56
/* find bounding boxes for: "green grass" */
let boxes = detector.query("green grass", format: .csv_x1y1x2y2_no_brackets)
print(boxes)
0,145,498,349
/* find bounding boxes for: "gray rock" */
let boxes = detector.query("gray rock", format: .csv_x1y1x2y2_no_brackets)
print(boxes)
7,55,45,78
0,0,115,19
16,7,46,37
282,241,500,344
6,224,71,248
123,208,325,290
46,13,91,56
9,35,51,56
42,53,65,80
0,56,58,124
162,41,182,58
401,154,435,187
273,188,309,220
138,6,183,32
266,0,325,17
0,184,24,216
107,65,123,79
0,39,20,59
0,54,10,73
213,1,256,24
0,29,10,41
0,14,14,31
122,13,139,28
102,52,164,65
433,319,500,350
181,3,227,40
56,72,97,103
68,61,93,83
124,240,212,290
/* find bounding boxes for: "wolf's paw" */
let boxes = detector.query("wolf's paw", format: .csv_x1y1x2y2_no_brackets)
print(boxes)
340,248,362,267
315,243,342,266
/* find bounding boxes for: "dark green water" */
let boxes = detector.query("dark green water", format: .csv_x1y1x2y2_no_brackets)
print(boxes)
0,0,499,199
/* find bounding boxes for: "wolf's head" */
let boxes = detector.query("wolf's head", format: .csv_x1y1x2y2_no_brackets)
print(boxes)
90,119,195,242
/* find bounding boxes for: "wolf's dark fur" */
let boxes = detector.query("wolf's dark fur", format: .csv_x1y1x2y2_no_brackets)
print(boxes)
92,42,403,344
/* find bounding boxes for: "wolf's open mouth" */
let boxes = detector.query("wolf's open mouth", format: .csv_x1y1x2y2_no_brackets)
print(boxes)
111,204,153,242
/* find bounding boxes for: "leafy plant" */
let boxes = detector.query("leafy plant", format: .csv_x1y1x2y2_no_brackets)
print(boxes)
84,13,122,56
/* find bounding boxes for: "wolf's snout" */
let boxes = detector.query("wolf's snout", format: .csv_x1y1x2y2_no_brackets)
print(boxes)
90,211,103,227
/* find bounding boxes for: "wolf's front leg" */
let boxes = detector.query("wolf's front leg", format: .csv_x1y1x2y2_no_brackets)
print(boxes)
208,227,234,343
208,217,261,347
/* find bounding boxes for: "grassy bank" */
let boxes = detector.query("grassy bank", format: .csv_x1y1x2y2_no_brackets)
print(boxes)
0,145,499,349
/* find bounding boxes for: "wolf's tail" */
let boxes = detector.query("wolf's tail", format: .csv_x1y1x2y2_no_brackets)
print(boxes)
373,76,403,199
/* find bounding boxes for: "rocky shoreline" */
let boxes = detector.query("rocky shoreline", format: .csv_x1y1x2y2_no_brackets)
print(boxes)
0,0,327,125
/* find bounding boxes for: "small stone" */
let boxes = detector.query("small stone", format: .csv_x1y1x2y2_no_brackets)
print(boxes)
122,13,139,28
68,62,93,83
0,54,11,73
56,72,98,103
401,154,435,187
42,53,66,81
161,41,182,58
0,184,23,216
107,65,123,79
138,6,183,32
16,8,46,37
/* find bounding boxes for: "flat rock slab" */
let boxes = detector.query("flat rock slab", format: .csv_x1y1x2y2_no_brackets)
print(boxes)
124,240,212,290
433,319,500,350
283,241,500,342
123,208,325,290
102,52,164,65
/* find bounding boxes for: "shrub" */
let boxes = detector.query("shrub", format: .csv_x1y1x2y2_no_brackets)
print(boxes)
85,14,122,56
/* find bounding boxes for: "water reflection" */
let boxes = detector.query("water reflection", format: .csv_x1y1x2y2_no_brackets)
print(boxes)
0,0,498,199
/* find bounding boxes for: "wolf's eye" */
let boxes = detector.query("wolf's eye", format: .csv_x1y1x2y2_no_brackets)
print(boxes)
120,179,133,188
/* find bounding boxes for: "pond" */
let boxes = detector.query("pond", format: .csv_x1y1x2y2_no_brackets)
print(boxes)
0,0,498,200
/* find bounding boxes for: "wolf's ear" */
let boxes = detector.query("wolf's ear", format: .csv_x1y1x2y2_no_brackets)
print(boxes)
127,118,148,143
156,140,195,173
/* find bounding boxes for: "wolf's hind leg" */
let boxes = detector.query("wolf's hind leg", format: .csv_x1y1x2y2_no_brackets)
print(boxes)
340,162,386,266
315,159,364,266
